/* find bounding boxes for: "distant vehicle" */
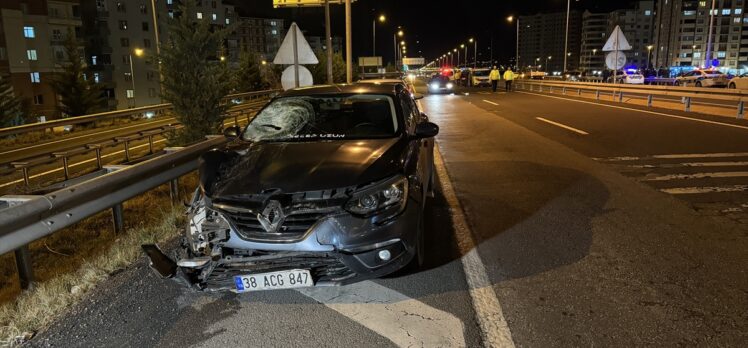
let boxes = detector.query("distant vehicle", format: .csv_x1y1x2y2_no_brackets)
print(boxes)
471,68,491,87
358,78,416,95
428,75,454,94
563,71,582,82
727,73,748,89
608,69,645,84
675,69,729,88
529,71,546,80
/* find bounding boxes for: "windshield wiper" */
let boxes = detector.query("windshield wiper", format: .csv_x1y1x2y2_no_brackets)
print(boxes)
260,124,282,130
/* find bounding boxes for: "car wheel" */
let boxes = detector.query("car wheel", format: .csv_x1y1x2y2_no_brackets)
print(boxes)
695,81,702,87
729,83,736,89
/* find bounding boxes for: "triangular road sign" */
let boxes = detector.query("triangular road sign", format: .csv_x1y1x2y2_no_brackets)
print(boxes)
273,22,319,65
602,25,632,52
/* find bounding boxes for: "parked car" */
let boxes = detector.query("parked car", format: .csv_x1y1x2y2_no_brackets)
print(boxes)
607,69,645,84
727,73,748,89
563,71,582,81
143,83,439,292
675,69,729,87
471,68,491,87
357,78,416,95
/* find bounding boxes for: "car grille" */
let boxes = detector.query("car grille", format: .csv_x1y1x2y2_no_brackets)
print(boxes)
203,251,355,289
219,208,336,242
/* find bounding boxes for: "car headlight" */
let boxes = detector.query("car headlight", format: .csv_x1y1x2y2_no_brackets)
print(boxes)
345,176,408,216
446,83,454,89
430,82,439,89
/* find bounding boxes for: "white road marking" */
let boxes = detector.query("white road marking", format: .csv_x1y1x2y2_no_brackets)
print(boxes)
595,152,748,162
535,117,589,135
626,161,748,169
482,100,500,106
298,281,466,347
518,91,748,131
433,146,516,348
661,185,748,194
643,171,748,181
0,139,168,188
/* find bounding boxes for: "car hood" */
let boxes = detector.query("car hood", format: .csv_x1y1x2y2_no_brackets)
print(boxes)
200,138,406,199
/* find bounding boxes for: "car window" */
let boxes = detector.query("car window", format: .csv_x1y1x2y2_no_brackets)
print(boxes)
399,93,417,133
243,95,399,142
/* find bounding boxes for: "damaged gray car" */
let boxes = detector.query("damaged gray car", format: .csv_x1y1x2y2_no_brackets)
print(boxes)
143,83,439,292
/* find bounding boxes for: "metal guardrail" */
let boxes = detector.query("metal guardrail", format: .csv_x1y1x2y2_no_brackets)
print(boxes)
515,79,748,118
0,89,279,138
0,135,230,289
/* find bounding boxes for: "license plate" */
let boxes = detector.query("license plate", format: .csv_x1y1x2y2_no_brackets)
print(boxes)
233,269,313,292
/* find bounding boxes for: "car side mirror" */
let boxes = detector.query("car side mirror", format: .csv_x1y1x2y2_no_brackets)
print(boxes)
414,122,439,139
413,94,424,100
223,126,241,139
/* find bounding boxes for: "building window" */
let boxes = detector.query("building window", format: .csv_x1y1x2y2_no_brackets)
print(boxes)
146,71,155,81
211,1,217,8
116,2,126,12
94,73,100,83
144,38,151,48
141,22,149,31
123,55,130,64
91,55,97,65
121,38,129,47
26,49,37,61
0,47,6,60
126,89,134,98
148,88,157,97
124,72,132,82
167,0,173,4
119,20,128,30
722,9,731,15
23,26,35,38
225,18,230,25
33,95,44,105
645,10,651,16
717,51,727,58
168,10,174,18
140,4,147,14
212,13,217,21
30,72,40,83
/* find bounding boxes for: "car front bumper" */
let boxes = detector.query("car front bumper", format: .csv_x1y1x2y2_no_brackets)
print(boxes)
144,195,421,291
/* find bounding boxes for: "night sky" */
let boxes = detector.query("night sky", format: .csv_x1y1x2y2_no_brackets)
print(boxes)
231,0,636,65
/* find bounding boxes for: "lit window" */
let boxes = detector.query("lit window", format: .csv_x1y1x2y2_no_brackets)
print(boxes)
197,12,203,19
30,72,40,83
26,49,37,60
722,9,731,15
126,89,134,98
119,20,127,30
271,29,277,35
736,9,743,14
645,10,651,16
91,55,97,65
225,18,230,25
212,13,217,21
94,73,100,83
23,26,35,38
167,0,173,4
693,52,702,58
717,51,727,58
699,0,706,6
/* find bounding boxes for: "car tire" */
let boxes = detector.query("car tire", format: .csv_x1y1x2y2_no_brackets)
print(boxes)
729,83,737,89
695,81,702,87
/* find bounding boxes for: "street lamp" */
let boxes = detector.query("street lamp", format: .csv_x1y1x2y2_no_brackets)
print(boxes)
448,51,453,67
507,15,519,70
545,55,552,72
469,38,476,69
394,29,404,70
373,14,385,56
128,47,145,107
646,45,653,69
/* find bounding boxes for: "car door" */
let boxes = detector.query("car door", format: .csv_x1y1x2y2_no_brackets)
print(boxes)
410,96,434,191
398,92,428,203
738,75,748,89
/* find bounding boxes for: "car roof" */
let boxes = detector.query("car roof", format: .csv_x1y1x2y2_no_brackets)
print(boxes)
357,79,406,84
278,83,400,97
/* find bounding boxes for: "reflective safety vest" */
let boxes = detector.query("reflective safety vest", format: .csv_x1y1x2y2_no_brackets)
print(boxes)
489,69,500,81
503,71,515,81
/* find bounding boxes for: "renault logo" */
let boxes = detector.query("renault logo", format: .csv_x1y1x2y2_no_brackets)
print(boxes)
257,200,285,233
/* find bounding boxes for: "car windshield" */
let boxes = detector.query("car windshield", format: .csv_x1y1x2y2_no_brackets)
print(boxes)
703,70,724,75
473,70,490,76
242,95,399,142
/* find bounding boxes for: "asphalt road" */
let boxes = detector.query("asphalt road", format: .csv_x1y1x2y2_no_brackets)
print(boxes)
29,88,748,347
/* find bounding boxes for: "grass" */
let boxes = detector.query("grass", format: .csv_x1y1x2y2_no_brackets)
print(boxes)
0,173,197,347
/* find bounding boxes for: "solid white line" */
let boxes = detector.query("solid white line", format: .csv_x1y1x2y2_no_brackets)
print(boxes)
535,117,589,135
518,91,748,131
661,185,748,194
298,281,466,347
433,146,516,348
626,161,748,169
643,171,748,181
0,139,167,189
483,100,499,106
595,152,748,161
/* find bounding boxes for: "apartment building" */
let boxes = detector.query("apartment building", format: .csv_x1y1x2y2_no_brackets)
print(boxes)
236,17,284,61
518,10,582,73
579,11,609,72
0,0,82,119
653,0,748,73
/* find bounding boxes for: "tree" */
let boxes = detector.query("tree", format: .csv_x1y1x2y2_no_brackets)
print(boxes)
160,0,232,145
50,29,105,117
0,74,24,127
235,52,267,92
308,50,347,84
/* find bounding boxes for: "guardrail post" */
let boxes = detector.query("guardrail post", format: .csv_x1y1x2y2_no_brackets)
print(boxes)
595,90,600,100
124,140,131,162
684,97,691,112
647,95,653,107
61,156,70,180
21,167,30,186
14,246,34,290
94,146,102,169
148,135,154,154
112,203,124,233
577,88,581,96
562,87,566,95
164,147,184,204
738,101,745,119
618,91,624,103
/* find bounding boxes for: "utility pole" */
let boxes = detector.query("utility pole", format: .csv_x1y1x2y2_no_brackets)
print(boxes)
344,0,352,83
325,0,333,84
563,0,570,72
705,0,716,68
149,0,163,99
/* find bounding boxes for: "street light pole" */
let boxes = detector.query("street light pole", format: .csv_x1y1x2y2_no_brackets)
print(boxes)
344,0,352,83
563,0,570,72
149,0,162,99
128,54,136,107
705,0,716,68
470,38,476,69
325,0,333,84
